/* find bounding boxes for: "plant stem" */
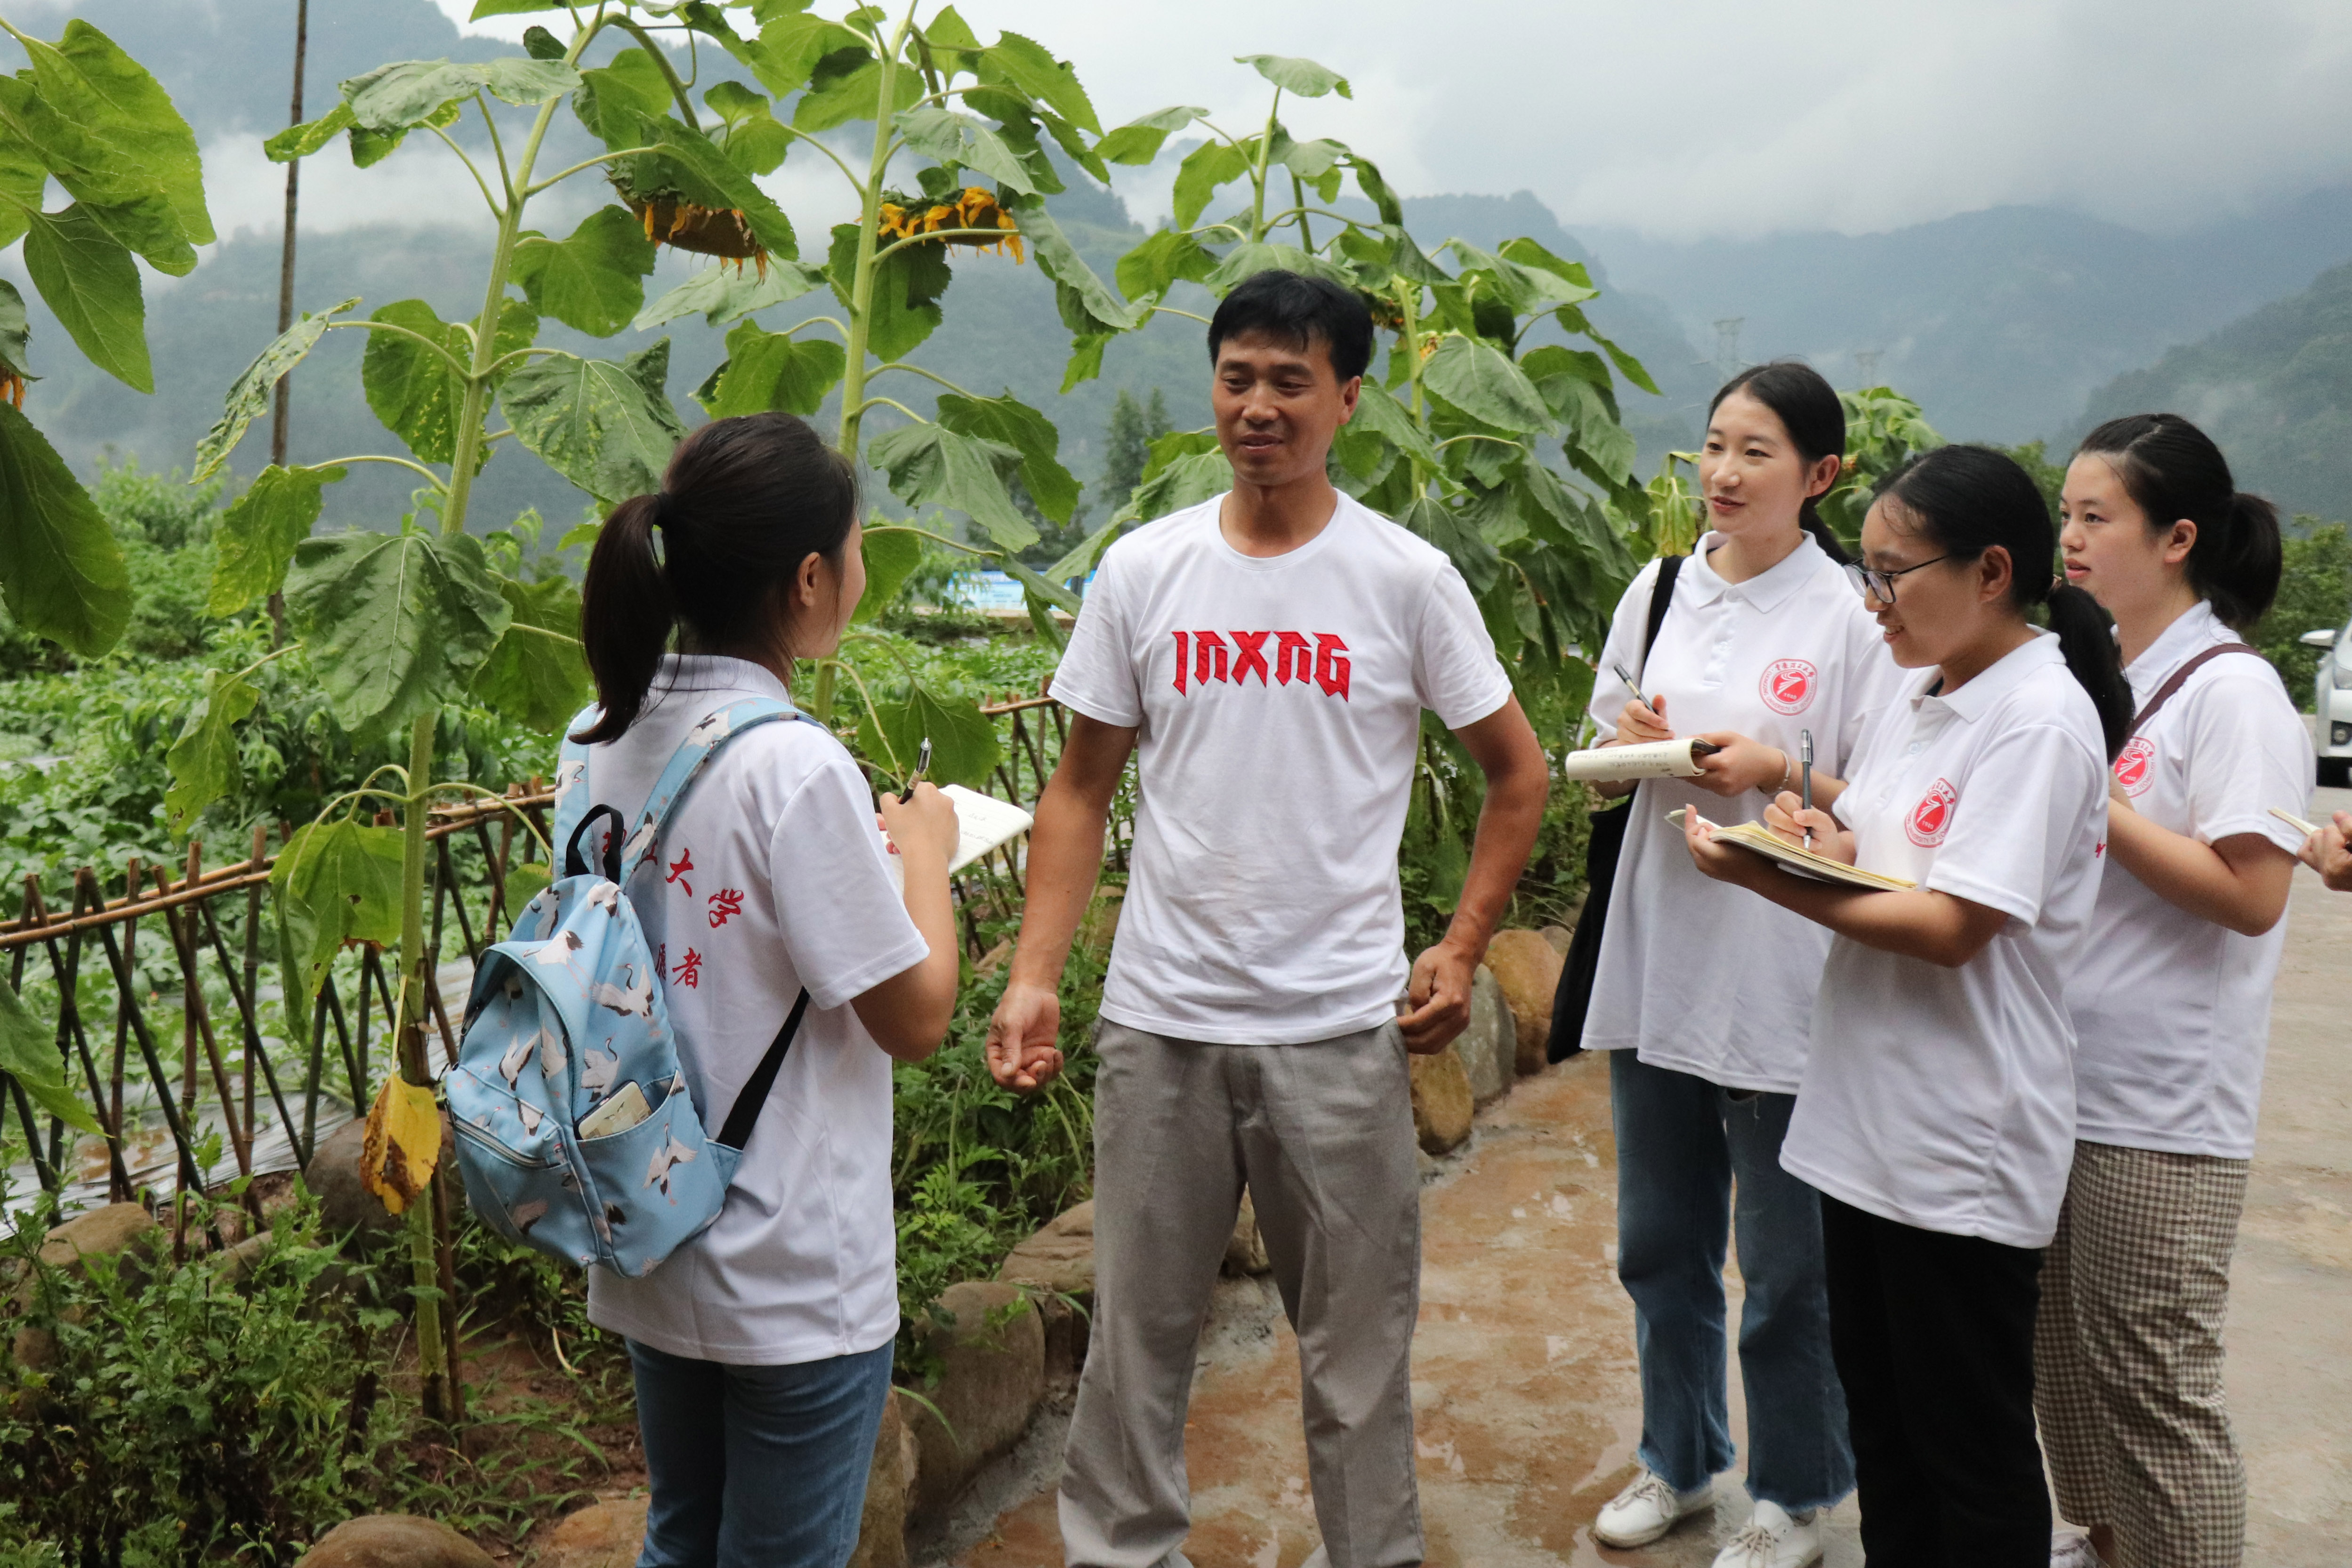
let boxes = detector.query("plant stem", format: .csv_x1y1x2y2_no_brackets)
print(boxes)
1397,279,1431,494
1248,88,1281,241
395,711,447,1420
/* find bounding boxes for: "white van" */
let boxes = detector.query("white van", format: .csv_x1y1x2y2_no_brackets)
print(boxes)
2305,619,2352,788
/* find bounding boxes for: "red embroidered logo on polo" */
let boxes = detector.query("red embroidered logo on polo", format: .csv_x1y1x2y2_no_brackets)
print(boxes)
1759,658,1818,715
2112,736,2156,798
1170,630,1351,700
1906,777,1958,847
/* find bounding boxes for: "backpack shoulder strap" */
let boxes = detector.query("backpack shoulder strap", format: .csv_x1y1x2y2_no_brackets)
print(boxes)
1637,553,1685,680
548,702,602,865
615,696,815,882
2128,642,2261,737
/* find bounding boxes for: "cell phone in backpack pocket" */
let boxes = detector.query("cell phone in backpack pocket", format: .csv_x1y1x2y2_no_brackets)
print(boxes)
578,1080,652,1139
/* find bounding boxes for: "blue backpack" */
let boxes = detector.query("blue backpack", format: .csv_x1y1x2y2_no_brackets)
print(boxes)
448,697,816,1277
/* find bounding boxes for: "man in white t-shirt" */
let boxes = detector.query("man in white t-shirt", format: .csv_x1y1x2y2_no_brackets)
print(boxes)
985,271,1550,1568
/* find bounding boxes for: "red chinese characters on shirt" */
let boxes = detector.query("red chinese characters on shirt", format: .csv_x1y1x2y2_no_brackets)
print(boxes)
2112,737,2156,798
664,847,694,898
708,888,744,928
1171,630,1350,700
1906,778,1958,848
1759,658,1818,716
672,948,702,988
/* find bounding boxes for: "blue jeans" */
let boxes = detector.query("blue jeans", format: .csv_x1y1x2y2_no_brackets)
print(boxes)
1610,1050,1853,1512
629,1338,894,1568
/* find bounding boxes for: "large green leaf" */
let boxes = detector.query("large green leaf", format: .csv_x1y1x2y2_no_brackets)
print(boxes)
1097,105,1204,166
826,221,950,361
703,319,846,418
704,80,790,176
1399,495,1501,595
193,297,360,481
791,50,920,134
208,463,346,616
78,193,197,277
0,974,97,1135
471,0,567,16
343,58,580,130
1122,449,1232,524
20,206,147,391
1445,239,1597,316
1349,381,1441,471
0,117,43,249
163,667,259,837
634,258,824,330
627,110,799,260
285,530,513,738
866,423,1038,552
361,297,536,466
856,679,1000,788
512,206,658,338
1203,241,1351,296
0,402,129,657
742,14,870,100
0,278,32,382
1114,226,1216,305
574,48,672,148
1002,194,1144,336
3,21,212,248
852,526,926,624
969,32,1098,130
265,102,354,162
1171,139,1250,231
1422,335,1556,435
1237,54,1352,99
471,574,590,735
894,107,1039,195
272,818,406,1005
934,392,1080,524
500,341,689,503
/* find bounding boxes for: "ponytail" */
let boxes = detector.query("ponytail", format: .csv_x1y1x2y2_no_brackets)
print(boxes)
2075,413,2283,629
572,412,859,745
1711,361,1853,566
1877,444,2134,760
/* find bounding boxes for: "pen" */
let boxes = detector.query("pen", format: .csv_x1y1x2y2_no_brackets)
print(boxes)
909,737,931,790
1611,659,1649,709
1799,728,1814,849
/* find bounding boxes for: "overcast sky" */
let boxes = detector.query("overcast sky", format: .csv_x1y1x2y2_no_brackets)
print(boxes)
409,1,2352,242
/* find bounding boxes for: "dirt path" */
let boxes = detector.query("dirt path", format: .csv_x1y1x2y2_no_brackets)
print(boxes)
945,781,2352,1568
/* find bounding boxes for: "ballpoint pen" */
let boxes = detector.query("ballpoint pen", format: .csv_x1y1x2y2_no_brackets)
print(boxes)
1611,659,1649,709
1799,728,1815,849
909,737,931,790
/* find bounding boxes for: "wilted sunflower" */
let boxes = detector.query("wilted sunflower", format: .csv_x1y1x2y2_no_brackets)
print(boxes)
875,186,1022,262
622,189,770,277
0,369,21,410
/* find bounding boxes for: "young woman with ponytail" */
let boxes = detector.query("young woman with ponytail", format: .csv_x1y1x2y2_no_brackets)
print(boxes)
1579,363,1905,1565
573,412,962,1567
2037,415,2312,1568
1683,444,2130,1568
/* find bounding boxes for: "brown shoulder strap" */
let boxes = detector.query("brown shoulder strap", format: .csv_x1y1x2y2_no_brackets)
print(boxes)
2128,642,2261,737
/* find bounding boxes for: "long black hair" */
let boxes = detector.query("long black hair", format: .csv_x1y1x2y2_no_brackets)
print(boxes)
1709,361,1852,564
1876,444,2135,759
573,412,859,744
2074,412,2282,629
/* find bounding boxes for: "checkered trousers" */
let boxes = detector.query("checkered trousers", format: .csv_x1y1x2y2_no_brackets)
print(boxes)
2034,1139,2251,1568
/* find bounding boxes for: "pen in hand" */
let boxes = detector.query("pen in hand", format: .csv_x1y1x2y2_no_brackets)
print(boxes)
1612,659,1650,710
1798,728,1814,849
907,737,931,792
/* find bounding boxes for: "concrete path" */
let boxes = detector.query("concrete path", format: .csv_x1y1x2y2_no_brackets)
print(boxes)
947,781,2352,1568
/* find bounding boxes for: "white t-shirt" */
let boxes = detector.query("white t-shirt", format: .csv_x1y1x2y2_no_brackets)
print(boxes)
578,655,929,1365
1580,533,1906,1092
2068,602,2313,1160
1048,492,1513,1045
1780,634,2109,1249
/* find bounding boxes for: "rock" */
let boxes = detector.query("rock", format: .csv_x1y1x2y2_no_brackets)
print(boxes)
848,1391,912,1568
211,1230,274,1287
1540,923,1572,957
1409,1046,1474,1155
1485,929,1566,1076
539,1498,647,1568
305,1119,403,1239
971,938,1014,976
1223,1191,1269,1276
295,1515,494,1568
39,1202,160,1279
997,1200,1094,1298
1456,967,1512,1106
906,1281,1045,1521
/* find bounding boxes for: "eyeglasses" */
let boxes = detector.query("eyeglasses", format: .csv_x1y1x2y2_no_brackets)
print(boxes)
1846,555,1953,603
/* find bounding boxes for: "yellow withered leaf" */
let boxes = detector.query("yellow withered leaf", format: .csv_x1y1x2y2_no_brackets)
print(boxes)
361,1075,442,1215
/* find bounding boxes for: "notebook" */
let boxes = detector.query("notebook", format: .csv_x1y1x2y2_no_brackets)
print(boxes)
1667,807,1918,892
1559,736,1723,782
882,784,1035,891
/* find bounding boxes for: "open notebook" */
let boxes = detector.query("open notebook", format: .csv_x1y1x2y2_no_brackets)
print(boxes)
882,784,1035,891
1668,807,1917,892
1560,736,1722,782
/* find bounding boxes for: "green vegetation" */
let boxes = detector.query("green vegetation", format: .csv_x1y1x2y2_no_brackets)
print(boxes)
2258,522,2352,708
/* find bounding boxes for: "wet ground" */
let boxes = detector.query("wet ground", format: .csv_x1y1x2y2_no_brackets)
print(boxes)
944,781,2352,1568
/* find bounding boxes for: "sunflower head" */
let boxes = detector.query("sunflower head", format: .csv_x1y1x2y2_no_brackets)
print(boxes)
0,370,20,410
625,190,770,276
873,186,1023,262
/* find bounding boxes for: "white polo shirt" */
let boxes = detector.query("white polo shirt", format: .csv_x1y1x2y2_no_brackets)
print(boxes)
1781,634,2109,1249
577,656,930,1365
1580,533,1906,1092
2068,601,2312,1160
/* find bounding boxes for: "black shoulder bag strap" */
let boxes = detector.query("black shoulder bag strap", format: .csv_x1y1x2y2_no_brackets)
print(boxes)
1547,554,1686,1063
713,989,813,1152
2128,641,2261,737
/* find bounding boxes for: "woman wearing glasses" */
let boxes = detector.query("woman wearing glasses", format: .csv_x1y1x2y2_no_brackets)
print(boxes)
1580,363,1904,1568
2038,416,2309,1568
1683,444,2132,1568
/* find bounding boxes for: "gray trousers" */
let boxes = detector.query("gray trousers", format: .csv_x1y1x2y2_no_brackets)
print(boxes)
1059,1019,1425,1568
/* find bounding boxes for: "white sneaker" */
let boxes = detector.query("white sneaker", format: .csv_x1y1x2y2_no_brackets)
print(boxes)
1711,1500,1822,1568
2050,1529,2102,1568
1594,1469,1712,1548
